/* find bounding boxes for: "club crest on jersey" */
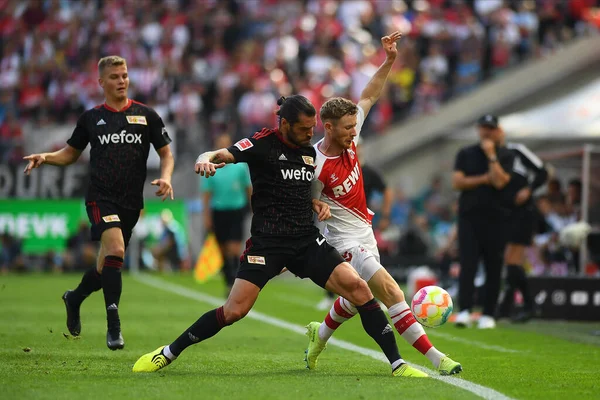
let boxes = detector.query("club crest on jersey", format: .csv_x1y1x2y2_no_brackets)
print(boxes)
302,156,314,166
234,138,253,151
348,149,355,160
126,115,147,125
330,173,338,183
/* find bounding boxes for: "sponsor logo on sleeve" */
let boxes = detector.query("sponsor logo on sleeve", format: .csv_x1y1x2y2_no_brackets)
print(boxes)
234,138,254,151
247,255,266,265
102,214,121,223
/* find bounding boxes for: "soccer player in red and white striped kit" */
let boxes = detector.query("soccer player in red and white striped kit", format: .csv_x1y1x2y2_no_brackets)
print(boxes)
305,31,461,375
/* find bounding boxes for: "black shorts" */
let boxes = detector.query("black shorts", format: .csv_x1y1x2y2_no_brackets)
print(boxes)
507,205,536,246
86,201,141,247
237,233,344,289
212,208,246,243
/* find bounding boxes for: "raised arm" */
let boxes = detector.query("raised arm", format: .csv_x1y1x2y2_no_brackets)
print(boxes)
23,145,82,175
357,31,403,116
194,148,236,177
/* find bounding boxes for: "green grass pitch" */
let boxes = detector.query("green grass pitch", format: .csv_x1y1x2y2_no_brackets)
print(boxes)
1,273,599,400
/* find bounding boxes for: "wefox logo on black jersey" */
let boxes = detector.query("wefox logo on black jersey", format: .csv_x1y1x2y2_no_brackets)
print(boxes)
99,130,143,145
280,167,314,181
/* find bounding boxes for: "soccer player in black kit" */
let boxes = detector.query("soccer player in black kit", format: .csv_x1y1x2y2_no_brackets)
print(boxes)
133,95,425,377
497,137,548,323
23,56,175,350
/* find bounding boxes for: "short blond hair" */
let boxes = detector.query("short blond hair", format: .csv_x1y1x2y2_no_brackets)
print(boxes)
320,97,358,122
98,55,127,76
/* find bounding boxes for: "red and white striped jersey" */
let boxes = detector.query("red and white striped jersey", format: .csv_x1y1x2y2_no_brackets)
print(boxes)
312,106,378,255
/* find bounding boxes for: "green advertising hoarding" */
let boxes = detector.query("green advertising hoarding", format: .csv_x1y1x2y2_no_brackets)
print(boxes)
0,199,188,254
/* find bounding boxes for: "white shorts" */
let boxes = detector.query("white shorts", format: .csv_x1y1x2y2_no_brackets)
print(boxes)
341,245,383,282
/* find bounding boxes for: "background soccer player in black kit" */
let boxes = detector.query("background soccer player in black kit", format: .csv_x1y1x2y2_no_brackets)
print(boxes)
133,95,425,377
497,136,548,323
23,56,175,350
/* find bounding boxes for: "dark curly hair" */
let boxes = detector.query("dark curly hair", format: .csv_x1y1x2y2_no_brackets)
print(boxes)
275,95,316,126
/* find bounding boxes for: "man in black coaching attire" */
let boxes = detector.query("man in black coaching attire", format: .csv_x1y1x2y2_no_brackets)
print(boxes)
452,114,513,329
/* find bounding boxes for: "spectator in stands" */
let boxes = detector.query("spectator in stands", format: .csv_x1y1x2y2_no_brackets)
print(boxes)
397,214,433,266
532,195,572,276
152,209,188,273
389,187,412,227
0,232,24,273
546,177,564,203
0,113,23,163
566,178,582,219
63,220,98,273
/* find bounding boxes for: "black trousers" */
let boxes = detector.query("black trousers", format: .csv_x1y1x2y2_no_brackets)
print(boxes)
458,213,508,316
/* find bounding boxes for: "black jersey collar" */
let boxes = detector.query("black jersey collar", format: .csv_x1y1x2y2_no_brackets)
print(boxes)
103,99,133,113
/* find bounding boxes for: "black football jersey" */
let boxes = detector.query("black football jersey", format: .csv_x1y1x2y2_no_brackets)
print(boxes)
454,143,514,215
67,100,171,210
502,142,548,207
227,128,318,239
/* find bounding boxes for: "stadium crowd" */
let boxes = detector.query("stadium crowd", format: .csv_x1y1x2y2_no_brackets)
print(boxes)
1,0,599,162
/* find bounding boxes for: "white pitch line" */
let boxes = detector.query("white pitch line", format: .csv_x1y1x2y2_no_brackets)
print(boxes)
426,331,521,354
134,275,515,400
273,293,323,308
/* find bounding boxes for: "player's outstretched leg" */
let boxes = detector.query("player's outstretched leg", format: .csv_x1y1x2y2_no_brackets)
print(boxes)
368,267,462,375
305,297,357,369
133,278,259,373
324,262,428,377
133,306,230,372
62,267,103,336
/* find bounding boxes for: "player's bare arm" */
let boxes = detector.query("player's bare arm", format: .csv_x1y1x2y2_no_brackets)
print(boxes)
357,31,402,115
194,148,236,177
312,198,331,222
151,144,175,201
23,145,82,175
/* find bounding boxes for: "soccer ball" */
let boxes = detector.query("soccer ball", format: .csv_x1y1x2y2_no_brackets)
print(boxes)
411,286,453,328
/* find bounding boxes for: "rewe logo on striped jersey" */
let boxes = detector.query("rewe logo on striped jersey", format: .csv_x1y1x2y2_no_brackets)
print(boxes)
331,163,361,198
